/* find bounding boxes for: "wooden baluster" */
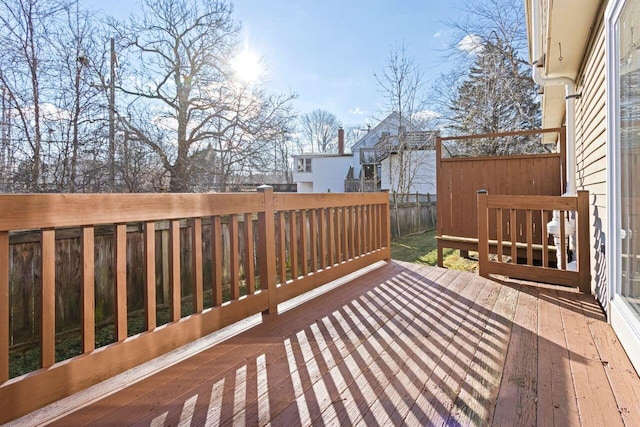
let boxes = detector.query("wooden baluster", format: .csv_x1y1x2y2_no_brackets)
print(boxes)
0,231,9,382
318,209,327,269
191,218,203,313
244,213,255,294
335,207,343,263
277,212,287,284
81,226,95,353
348,206,355,260
328,208,335,266
41,229,56,368
169,220,181,321
361,205,367,253
354,205,361,257
310,209,318,273
559,211,567,270
341,206,348,261
300,210,308,276
289,211,298,278
211,216,223,306
144,222,156,330
375,204,381,250
497,209,504,262
526,210,533,266
542,210,549,268
230,215,240,300
367,204,373,252
510,209,517,263
115,224,128,341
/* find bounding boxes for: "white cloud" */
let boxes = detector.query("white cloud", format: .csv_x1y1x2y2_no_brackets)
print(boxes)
349,107,366,116
415,109,441,120
457,34,483,55
433,31,442,38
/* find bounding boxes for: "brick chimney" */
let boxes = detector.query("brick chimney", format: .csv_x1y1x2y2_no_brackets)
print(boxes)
338,127,344,155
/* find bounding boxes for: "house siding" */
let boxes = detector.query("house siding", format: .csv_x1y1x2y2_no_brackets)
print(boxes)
292,155,354,193
575,10,608,308
380,151,437,195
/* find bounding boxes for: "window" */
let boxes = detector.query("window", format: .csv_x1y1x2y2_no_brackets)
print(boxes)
297,158,312,172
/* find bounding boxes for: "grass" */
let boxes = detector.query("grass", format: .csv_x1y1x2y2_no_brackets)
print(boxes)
391,229,478,272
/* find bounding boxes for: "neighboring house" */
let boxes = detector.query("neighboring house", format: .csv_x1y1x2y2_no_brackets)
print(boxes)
347,111,437,193
526,0,640,372
347,112,408,192
292,152,353,193
377,130,438,196
292,128,353,193
292,114,437,194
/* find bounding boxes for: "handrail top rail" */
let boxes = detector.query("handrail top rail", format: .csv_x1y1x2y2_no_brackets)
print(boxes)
0,191,390,232
483,193,582,211
437,127,564,142
440,152,562,162
274,192,388,211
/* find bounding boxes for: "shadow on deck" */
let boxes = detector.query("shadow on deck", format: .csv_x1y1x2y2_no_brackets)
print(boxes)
14,261,640,426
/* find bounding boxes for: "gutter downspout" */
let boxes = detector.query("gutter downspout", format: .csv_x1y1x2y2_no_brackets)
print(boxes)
531,0,577,269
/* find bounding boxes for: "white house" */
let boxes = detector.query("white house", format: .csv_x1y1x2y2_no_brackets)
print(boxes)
377,130,438,196
380,150,437,195
348,112,406,191
292,113,437,194
292,151,353,193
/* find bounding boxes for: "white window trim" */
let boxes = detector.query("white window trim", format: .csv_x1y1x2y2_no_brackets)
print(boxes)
605,0,640,375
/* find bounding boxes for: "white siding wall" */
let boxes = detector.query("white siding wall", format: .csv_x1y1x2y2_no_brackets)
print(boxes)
380,150,437,195
575,13,608,306
293,156,354,193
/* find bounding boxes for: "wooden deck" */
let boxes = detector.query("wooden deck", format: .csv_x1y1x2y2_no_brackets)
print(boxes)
25,261,640,426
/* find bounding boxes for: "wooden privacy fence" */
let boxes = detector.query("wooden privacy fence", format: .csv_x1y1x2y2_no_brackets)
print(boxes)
0,188,390,423
389,193,437,237
436,127,566,265
477,190,590,293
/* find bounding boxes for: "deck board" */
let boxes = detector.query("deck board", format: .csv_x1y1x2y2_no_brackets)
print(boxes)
537,289,580,427
559,289,625,427
493,283,539,426
37,260,640,427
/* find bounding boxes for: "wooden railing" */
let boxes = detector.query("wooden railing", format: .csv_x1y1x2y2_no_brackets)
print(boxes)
0,188,390,423
477,190,590,293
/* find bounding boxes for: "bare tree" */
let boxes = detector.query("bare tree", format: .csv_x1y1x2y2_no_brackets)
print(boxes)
374,43,428,199
0,0,75,191
299,109,342,153
111,0,295,192
48,2,108,192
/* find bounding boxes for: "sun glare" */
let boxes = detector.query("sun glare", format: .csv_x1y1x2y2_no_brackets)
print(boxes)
231,48,263,84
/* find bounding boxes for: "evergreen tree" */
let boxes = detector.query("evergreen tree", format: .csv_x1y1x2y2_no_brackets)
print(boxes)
448,38,542,156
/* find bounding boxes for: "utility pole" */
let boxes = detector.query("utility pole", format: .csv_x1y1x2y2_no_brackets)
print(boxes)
109,37,116,191
1,86,6,191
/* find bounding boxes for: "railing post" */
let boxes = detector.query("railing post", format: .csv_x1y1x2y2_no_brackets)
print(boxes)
576,190,591,294
436,136,444,266
258,186,278,314
0,231,8,382
477,190,489,278
381,190,391,261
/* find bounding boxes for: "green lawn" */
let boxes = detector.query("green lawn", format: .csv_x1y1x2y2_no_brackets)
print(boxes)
391,229,478,272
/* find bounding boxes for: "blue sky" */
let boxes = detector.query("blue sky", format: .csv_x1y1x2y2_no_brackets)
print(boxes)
85,0,469,127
